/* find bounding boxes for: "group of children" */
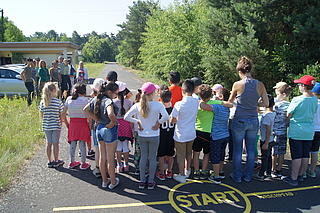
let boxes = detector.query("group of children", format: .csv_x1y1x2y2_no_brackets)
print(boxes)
38,65,320,190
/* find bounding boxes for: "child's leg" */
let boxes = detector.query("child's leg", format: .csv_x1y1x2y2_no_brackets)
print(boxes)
219,161,224,172
309,152,318,173
266,142,274,175
258,141,268,176
134,132,141,170
122,140,130,166
272,155,278,171
95,147,100,167
185,141,194,173
44,130,53,162
158,156,165,174
70,140,77,162
79,140,87,163
52,130,61,161
53,143,59,161
139,136,149,182
116,151,122,164
202,153,210,171
106,140,118,185
168,156,174,172
147,136,160,183
192,151,200,172
46,143,53,162
278,155,285,170
99,141,108,183
175,141,186,176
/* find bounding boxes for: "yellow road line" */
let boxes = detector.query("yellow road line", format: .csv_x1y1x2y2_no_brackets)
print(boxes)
53,185,320,211
53,200,170,211
245,185,320,196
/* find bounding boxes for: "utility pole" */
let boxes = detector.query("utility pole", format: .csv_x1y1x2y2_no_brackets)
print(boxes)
1,9,4,42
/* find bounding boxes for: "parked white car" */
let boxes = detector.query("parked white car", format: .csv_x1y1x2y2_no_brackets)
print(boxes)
0,66,27,97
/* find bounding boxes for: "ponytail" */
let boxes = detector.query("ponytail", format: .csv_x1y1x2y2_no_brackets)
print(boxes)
140,93,150,118
72,82,86,100
118,91,126,116
94,82,119,120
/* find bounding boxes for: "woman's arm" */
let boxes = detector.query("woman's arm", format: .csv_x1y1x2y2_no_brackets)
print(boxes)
228,82,239,103
257,81,269,107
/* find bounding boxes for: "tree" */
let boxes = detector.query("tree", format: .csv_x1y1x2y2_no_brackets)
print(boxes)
140,1,203,81
117,0,159,68
82,36,115,62
3,18,25,42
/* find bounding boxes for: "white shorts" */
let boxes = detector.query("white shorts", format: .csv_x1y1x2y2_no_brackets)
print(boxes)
116,140,129,153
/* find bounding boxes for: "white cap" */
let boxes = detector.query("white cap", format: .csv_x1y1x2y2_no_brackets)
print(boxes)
90,78,105,91
116,81,127,92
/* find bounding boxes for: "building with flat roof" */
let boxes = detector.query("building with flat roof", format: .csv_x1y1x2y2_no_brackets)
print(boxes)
0,42,78,65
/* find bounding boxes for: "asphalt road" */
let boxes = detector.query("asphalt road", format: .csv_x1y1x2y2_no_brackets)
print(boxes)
1,63,320,213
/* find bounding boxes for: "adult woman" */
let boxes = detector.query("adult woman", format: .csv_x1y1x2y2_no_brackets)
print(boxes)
77,61,88,83
21,58,35,106
38,60,50,93
50,60,61,98
229,56,268,183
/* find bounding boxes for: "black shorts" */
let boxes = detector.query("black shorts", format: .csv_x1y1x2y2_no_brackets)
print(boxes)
192,131,211,154
289,138,312,160
311,132,320,152
158,130,175,157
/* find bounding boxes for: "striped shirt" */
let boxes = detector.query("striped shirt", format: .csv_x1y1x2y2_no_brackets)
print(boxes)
65,96,89,118
38,98,64,131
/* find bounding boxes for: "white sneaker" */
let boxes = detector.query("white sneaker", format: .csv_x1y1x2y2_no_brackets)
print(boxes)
173,174,186,183
102,178,110,188
185,169,191,178
108,177,120,189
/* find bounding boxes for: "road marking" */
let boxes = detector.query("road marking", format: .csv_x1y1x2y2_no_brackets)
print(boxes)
53,201,170,211
245,185,320,197
53,183,320,212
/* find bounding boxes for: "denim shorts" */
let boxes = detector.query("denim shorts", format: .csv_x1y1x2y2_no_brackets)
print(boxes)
96,123,118,143
289,138,312,159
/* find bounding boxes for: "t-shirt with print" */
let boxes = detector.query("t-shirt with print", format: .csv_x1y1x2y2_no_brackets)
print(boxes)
171,96,198,142
65,96,89,118
195,100,222,133
288,96,318,140
260,111,276,142
160,107,175,141
273,100,290,135
169,85,183,107
38,98,64,131
211,104,230,140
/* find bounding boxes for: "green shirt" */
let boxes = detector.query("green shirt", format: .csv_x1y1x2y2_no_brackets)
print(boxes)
195,100,222,133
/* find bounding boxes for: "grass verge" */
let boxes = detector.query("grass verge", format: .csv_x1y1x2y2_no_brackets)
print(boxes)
76,62,107,78
0,97,44,191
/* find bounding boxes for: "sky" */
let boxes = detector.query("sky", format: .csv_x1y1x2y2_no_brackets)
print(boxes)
1,0,175,37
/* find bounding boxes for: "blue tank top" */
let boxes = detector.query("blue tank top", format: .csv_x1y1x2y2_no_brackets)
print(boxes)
234,78,260,118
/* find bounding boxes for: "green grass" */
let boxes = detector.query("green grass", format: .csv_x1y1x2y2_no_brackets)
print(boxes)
0,97,44,191
75,63,106,78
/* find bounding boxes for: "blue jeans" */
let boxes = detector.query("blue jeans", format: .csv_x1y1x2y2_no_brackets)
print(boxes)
232,117,259,182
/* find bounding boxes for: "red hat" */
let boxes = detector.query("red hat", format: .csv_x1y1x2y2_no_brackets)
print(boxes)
294,75,316,87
